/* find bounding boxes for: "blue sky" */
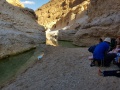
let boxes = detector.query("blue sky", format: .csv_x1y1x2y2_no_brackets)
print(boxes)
21,0,50,10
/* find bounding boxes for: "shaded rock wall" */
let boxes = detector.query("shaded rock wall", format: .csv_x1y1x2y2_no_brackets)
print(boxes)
0,0,45,59
73,0,120,46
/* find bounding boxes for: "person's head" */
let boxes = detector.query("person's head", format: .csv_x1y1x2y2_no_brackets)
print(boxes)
104,37,111,44
99,38,103,43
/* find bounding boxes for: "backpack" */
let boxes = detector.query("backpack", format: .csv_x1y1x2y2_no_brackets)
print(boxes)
88,45,96,53
110,38,116,51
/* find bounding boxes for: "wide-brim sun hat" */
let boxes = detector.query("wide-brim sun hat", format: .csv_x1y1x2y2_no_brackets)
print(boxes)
104,37,111,43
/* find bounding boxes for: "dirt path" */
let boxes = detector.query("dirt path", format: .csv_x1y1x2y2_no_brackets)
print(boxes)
2,46,120,90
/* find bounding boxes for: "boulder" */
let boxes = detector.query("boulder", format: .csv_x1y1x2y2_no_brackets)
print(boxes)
0,0,46,59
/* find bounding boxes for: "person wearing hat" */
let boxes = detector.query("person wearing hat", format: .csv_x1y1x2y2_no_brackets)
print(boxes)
90,37,112,67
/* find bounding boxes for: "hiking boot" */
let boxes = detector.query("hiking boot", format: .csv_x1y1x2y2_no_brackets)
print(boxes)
90,62,95,67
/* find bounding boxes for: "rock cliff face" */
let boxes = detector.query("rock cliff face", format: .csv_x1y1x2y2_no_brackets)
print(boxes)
73,0,120,46
36,0,88,29
36,0,120,46
0,0,45,59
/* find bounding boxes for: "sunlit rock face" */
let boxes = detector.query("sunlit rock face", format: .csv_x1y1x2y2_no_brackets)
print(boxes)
36,0,90,45
46,30,59,46
36,0,120,46
6,0,24,7
36,0,89,30
0,0,45,59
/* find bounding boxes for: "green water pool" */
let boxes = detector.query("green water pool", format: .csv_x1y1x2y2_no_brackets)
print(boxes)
0,45,44,86
58,41,80,48
0,41,79,86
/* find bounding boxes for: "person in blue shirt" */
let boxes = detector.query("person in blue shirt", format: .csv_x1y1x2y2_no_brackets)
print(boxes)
88,38,103,53
90,37,111,67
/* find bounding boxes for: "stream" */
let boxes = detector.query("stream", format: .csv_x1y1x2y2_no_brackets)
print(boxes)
0,40,79,86
0,45,45,86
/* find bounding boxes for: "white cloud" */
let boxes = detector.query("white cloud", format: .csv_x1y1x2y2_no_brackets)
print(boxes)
21,0,35,5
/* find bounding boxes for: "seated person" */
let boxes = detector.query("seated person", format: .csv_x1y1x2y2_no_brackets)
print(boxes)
109,45,120,53
110,38,116,51
103,45,120,67
91,37,111,67
91,40,120,67
98,45,120,77
88,38,103,53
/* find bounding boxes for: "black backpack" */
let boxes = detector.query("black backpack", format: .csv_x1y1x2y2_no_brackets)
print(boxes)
88,45,97,53
110,38,116,51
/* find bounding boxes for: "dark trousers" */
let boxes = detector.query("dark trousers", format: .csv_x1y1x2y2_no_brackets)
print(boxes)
103,70,120,77
104,53,117,66
93,59,104,66
94,53,117,67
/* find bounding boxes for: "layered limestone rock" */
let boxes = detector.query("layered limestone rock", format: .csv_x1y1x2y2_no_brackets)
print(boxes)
37,0,120,46
73,0,120,46
36,0,90,45
52,0,89,30
0,0,45,59
35,0,87,29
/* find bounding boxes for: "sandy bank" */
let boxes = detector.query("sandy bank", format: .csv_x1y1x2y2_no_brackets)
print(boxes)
2,46,120,90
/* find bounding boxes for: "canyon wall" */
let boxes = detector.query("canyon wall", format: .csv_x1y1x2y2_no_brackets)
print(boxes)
36,0,120,46
36,0,87,30
0,0,45,59
73,0,120,46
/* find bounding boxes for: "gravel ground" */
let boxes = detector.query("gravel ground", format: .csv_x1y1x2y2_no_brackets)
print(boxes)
2,46,120,90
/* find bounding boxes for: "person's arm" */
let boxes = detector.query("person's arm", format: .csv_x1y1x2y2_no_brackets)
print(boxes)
104,45,110,56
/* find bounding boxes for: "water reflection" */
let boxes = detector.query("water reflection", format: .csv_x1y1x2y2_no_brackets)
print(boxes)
46,39,58,46
46,39,80,48
46,29,79,47
58,41,80,48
